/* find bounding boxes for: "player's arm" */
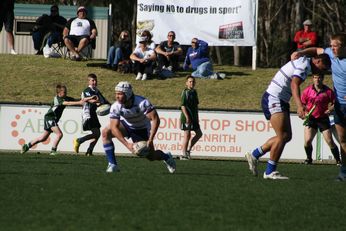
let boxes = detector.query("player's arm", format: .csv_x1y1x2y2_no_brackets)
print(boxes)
291,47,324,60
146,109,160,149
291,76,305,119
181,106,191,124
84,95,98,103
62,100,83,106
110,118,133,152
326,90,336,114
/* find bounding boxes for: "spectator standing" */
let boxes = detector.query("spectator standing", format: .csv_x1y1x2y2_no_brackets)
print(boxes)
130,36,156,81
183,38,225,79
294,19,318,50
180,76,203,160
155,31,183,72
32,5,67,55
104,30,132,71
0,0,17,54
301,73,340,165
63,6,97,61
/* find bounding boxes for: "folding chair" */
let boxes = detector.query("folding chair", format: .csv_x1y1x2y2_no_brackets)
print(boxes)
51,40,67,58
63,37,96,60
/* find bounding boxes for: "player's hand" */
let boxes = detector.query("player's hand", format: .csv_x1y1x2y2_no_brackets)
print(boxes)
297,106,305,119
291,51,301,60
127,142,134,153
147,139,154,150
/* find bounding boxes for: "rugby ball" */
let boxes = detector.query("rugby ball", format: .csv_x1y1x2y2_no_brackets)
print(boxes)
96,104,111,116
133,141,150,156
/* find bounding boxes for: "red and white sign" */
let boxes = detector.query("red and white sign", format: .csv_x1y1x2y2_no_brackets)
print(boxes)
0,104,327,160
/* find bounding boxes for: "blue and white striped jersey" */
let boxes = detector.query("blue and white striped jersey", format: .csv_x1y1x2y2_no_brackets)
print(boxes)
266,56,311,102
109,95,154,129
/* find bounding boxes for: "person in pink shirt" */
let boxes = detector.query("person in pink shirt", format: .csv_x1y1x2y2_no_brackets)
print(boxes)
301,73,341,165
294,19,318,50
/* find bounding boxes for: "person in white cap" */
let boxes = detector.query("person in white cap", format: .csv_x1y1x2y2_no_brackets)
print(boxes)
101,81,176,174
130,36,156,80
63,6,97,61
293,19,318,50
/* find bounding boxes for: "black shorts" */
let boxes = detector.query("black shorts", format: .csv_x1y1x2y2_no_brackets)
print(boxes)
120,120,149,143
65,35,90,47
305,116,331,132
333,101,346,126
0,7,14,32
44,118,58,132
82,117,101,131
180,122,200,131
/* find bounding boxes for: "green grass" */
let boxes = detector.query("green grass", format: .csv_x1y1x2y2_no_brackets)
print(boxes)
1,152,346,231
1,54,335,111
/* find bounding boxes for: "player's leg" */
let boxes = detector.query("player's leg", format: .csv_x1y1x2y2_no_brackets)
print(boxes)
263,111,291,179
85,128,101,156
186,128,203,159
50,126,63,155
333,102,346,180
303,126,317,164
102,123,126,172
189,128,202,151
75,118,100,155
181,130,191,159
21,130,51,153
321,125,341,165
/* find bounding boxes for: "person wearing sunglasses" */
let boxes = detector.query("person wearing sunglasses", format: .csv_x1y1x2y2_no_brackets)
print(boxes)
155,31,183,73
183,38,225,79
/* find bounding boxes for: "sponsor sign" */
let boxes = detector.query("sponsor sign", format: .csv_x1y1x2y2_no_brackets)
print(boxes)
0,104,331,160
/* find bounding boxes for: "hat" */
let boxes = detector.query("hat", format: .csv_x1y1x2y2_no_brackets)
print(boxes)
77,6,87,14
138,36,147,43
303,19,312,25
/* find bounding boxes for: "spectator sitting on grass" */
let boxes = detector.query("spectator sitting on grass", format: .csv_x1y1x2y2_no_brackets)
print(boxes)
155,31,183,73
130,36,156,81
104,30,132,71
183,38,225,80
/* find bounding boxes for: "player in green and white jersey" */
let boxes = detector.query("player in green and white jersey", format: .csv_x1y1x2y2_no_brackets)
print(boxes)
21,84,94,155
73,73,109,156
180,75,203,160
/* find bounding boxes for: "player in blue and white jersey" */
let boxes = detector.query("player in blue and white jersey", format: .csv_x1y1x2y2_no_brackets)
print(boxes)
291,33,346,181
246,54,331,180
101,81,176,173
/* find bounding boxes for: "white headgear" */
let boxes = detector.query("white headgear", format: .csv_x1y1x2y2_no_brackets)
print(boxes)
115,81,133,100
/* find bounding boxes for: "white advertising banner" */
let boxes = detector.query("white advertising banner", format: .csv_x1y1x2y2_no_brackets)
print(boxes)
0,104,325,161
136,0,257,46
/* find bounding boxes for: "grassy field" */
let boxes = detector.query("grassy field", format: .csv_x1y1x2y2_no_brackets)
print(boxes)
0,54,334,111
1,152,345,231
0,54,343,231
